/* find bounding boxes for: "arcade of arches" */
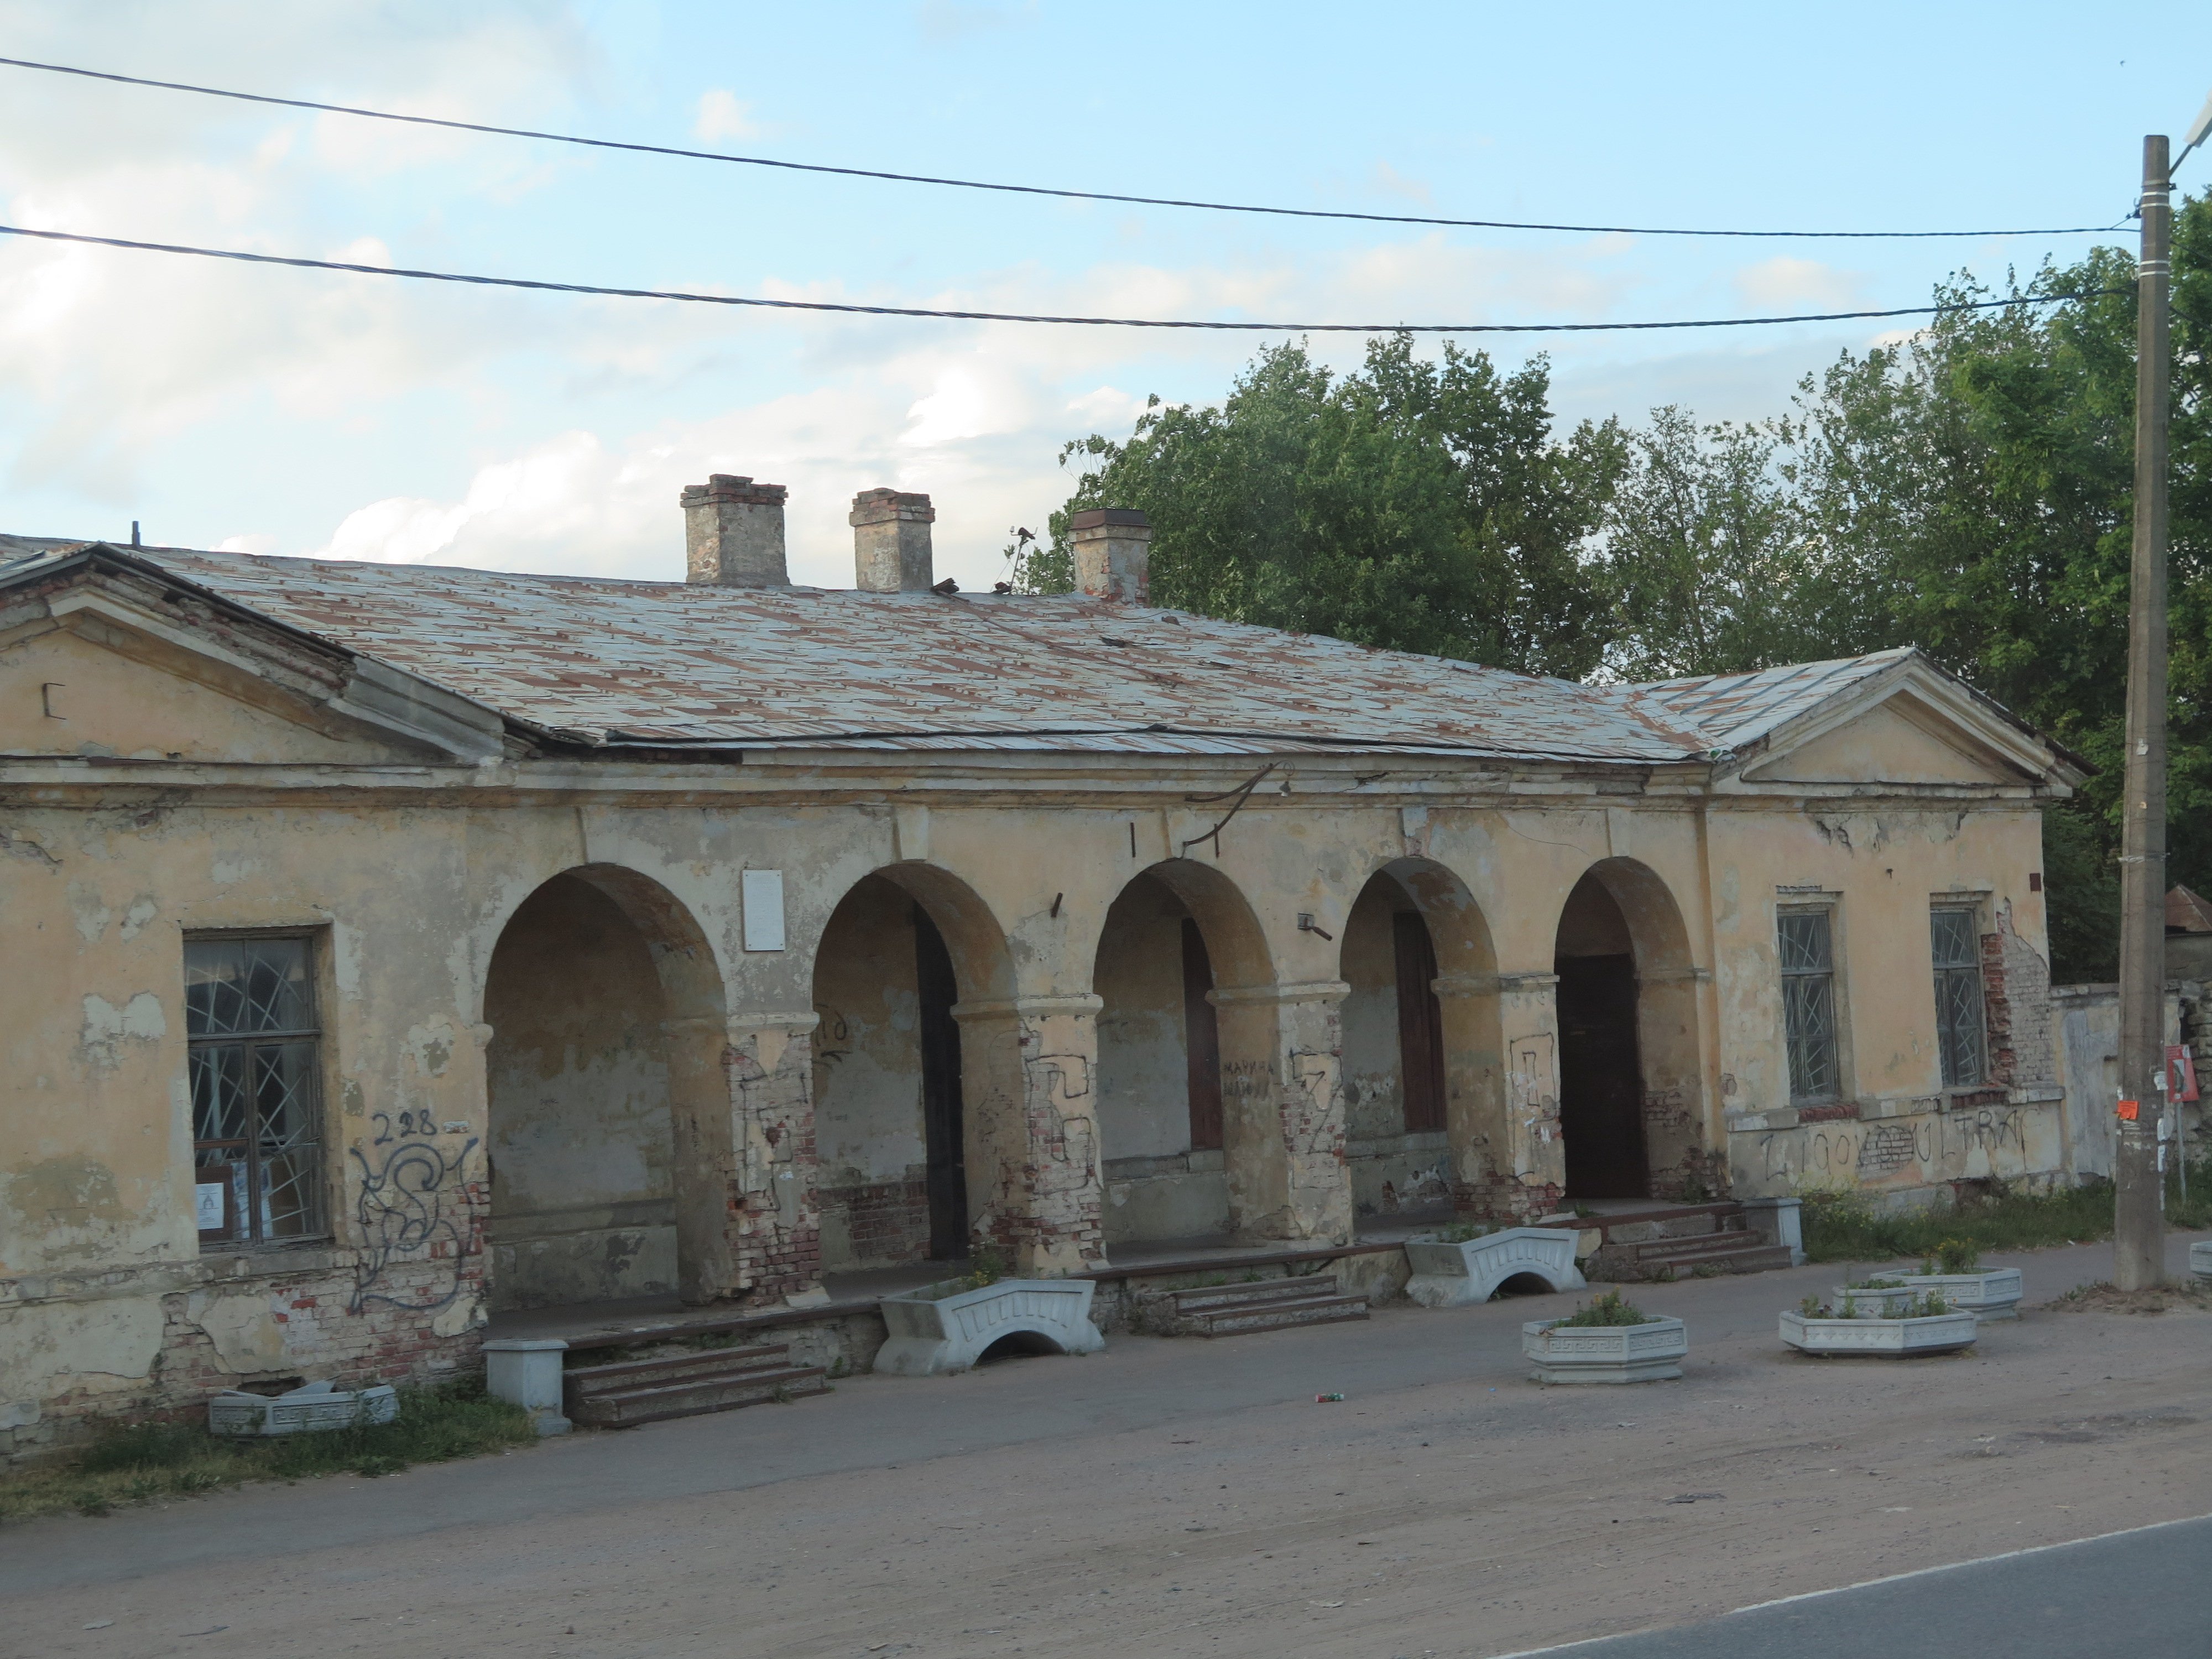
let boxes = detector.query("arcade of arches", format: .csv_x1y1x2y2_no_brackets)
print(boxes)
473,849,1721,1315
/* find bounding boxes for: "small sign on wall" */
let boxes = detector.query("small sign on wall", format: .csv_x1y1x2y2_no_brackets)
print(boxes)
195,1182,226,1229
742,869,786,952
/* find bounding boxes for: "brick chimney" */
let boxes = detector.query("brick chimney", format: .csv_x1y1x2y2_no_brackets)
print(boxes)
682,474,789,587
1068,508,1151,603
849,488,935,592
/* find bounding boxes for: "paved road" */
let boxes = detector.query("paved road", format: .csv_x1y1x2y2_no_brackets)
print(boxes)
1505,1514,2212,1659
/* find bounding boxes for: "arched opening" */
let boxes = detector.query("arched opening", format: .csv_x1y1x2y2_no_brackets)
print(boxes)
483,866,726,1313
1337,869,1454,1225
1092,859,1272,1252
1551,858,1706,1203
977,1329,1066,1363
810,867,1014,1280
1553,872,1649,1197
1492,1271,1556,1299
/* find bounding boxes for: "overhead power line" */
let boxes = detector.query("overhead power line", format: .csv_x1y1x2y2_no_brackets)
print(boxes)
0,54,2128,243
0,221,2133,333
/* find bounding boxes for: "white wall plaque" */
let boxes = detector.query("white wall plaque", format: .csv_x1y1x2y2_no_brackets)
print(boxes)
195,1182,226,1229
742,869,786,952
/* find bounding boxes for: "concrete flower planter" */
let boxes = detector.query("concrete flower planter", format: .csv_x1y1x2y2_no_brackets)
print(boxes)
1824,1283,1925,1317
208,1379,399,1436
875,1277,1106,1376
1522,1316,1687,1384
1867,1267,2024,1321
1780,1308,1979,1357
2190,1240,2212,1282
1405,1227,1586,1308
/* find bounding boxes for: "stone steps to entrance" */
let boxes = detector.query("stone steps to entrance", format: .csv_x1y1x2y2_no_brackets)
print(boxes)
1162,1275,1371,1338
1580,1201,1796,1282
1630,1232,1796,1277
564,1342,828,1428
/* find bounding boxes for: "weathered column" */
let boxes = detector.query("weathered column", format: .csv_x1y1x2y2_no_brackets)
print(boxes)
1208,981,1354,1245
1438,971,1563,1220
1636,966,1716,1199
678,1011,823,1306
1429,973,1505,1221
951,993,1107,1276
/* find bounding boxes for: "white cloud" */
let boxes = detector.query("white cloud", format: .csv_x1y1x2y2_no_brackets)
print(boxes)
1733,257,1866,311
1368,161,1434,206
693,90,760,142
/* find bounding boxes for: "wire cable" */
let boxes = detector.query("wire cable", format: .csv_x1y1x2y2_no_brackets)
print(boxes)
0,221,2134,332
0,54,2129,242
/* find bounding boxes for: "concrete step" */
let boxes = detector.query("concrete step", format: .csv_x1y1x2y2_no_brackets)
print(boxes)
1636,1239,1795,1277
568,1364,830,1428
1633,1229,1756,1266
564,1344,789,1399
564,1342,828,1427
1186,1293,1371,1338
1167,1275,1341,1313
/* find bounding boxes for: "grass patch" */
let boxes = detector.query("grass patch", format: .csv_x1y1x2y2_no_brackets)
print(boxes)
2045,1280,2212,1315
1802,1160,2212,1266
0,1376,535,1524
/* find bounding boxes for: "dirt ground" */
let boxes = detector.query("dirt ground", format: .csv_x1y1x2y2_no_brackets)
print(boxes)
8,1239,2211,1659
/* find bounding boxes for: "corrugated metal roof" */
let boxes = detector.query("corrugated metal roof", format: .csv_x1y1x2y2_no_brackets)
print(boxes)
1626,653,1914,753
0,541,1961,766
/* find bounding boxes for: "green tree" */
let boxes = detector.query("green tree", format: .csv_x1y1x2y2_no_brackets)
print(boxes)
1597,406,1849,681
1023,335,1626,677
1774,198,2210,976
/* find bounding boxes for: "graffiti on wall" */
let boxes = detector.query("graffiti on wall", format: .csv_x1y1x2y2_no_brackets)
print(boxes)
1752,1106,2027,1185
348,1135,479,1312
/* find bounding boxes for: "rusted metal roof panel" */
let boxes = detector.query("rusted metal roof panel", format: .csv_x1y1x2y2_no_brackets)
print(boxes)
106,549,1721,763
0,541,1974,767
1626,652,1914,753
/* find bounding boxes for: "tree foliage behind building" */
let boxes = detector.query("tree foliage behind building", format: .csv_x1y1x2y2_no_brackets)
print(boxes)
1022,194,2211,982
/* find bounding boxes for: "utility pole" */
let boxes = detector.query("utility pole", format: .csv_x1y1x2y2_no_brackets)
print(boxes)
2114,134,2171,1291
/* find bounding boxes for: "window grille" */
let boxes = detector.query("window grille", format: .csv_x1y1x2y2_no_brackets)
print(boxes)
1931,907,1987,1088
1778,909,1840,1103
186,936,326,1246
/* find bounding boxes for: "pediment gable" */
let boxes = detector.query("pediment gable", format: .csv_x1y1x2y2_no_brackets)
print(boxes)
1726,659,2075,795
1741,695,2030,787
1,548,508,765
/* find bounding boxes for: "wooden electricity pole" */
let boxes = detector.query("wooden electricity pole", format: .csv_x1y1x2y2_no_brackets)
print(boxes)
2114,133,2171,1291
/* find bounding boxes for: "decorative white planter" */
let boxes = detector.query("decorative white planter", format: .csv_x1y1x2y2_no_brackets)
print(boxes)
1405,1228,1586,1308
2190,1240,2212,1282
208,1379,399,1437
1825,1283,1926,1317
1868,1267,2025,1321
1779,1308,1979,1357
483,1337,572,1436
1522,1316,1687,1384
875,1278,1105,1376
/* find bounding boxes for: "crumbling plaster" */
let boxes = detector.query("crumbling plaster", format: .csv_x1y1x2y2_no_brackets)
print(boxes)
3,695,2063,1453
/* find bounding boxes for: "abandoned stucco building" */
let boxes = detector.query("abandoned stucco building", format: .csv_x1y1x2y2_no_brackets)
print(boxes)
2,476,2088,1455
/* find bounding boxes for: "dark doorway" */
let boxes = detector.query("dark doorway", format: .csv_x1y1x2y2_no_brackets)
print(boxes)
1181,918,1224,1152
1556,953,1648,1197
913,904,968,1258
1393,911,1447,1134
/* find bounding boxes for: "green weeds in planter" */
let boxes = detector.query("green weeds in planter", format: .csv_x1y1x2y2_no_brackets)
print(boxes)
1555,1290,1655,1327
1798,1289,1950,1319
0,1377,535,1523
919,1246,1010,1300
1433,1221,1496,1244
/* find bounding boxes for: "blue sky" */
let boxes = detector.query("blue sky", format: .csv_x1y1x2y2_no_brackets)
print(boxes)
2,1,2208,590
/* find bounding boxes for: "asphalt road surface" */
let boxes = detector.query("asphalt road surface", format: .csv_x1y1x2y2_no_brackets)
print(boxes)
1505,1514,2212,1659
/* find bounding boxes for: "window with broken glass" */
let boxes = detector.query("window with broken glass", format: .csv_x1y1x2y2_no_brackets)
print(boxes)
1778,908,1840,1103
1931,906,1987,1088
187,935,327,1248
